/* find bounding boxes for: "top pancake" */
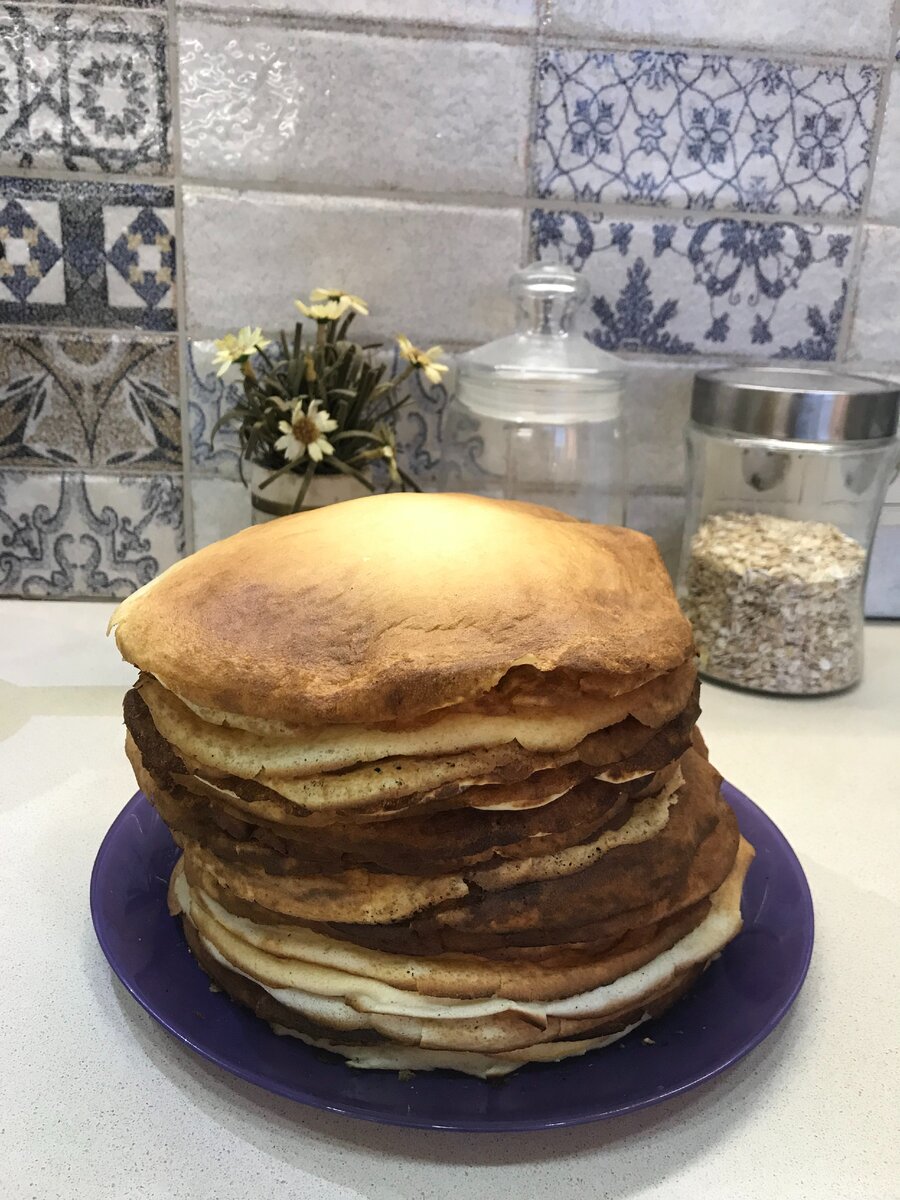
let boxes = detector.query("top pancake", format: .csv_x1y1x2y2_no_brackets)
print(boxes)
109,493,694,726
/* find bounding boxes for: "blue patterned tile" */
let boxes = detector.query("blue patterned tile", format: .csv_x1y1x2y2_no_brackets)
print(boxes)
187,339,244,480
0,177,175,329
384,343,453,488
866,505,900,616
0,8,170,174
532,209,851,359
0,468,184,598
187,338,452,487
0,331,180,469
534,50,881,216
23,0,166,7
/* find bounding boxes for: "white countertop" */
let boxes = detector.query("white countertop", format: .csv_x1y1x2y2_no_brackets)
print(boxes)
2,599,898,1200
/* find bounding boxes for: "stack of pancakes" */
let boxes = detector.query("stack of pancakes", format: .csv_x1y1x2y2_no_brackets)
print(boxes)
111,493,753,1078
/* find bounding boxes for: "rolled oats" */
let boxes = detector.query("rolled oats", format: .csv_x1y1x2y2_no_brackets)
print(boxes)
680,512,866,694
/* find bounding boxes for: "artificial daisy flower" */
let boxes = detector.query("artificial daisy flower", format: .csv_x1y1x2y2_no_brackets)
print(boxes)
395,334,449,385
309,288,369,316
212,326,271,377
274,399,338,464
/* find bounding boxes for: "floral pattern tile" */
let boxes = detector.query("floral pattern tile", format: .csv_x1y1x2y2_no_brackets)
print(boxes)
0,7,170,174
187,338,452,487
0,177,175,330
534,50,881,216
30,0,165,7
389,346,453,489
0,468,183,598
531,208,852,359
186,339,242,480
0,331,180,470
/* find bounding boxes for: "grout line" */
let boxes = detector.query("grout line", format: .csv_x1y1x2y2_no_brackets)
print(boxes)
0,164,175,188
173,332,900,371
527,195,861,229
180,178,534,206
177,4,535,43
184,326,479,355
835,4,900,360
167,0,195,555
178,175,864,231
537,30,890,68
628,483,685,498
0,172,864,234
0,322,178,340
175,1,889,66
13,2,171,14
0,461,186,479
519,1,542,266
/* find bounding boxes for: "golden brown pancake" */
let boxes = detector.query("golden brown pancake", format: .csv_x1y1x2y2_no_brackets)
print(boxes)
109,493,694,727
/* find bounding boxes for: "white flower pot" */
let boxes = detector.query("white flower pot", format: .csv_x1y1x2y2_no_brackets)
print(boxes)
249,462,370,524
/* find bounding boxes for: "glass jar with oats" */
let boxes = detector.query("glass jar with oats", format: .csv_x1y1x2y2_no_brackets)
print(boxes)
678,368,899,695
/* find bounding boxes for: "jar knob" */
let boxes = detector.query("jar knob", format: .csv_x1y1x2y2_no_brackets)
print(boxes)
510,262,589,336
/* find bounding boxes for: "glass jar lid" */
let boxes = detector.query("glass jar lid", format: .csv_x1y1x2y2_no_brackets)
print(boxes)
692,367,899,443
457,262,624,423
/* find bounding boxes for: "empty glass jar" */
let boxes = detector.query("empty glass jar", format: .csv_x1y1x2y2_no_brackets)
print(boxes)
678,367,900,695
440,263,626,524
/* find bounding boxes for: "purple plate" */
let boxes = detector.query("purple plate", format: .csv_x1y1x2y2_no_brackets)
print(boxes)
90,783,813,1131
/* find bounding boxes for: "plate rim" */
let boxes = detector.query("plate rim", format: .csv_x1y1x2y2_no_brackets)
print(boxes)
90,782,814,1132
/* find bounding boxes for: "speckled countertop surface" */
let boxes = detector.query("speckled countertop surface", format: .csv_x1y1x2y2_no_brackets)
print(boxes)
1,600,898,1200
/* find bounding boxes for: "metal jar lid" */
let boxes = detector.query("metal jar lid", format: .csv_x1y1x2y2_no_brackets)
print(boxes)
691,367,900,443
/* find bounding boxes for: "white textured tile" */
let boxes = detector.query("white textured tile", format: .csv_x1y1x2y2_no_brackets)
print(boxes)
847,225,900,361
625,360,696,490
177,0,535,28
183,188,523,344
866,503,900,616
625,490,686,577
549,0,893,57
180,23,529,194
868,68,900,221
190,476,251,549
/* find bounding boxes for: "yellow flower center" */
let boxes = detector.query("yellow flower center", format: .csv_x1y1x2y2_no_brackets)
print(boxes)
292,414,321,445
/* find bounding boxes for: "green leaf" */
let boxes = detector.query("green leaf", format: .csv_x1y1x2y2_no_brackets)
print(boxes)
257,456,303,488
331,429,386,445
328,455,376,491
336,311,356,342
211,406,243,438
325,387,364,403
397,465,422,492
291,459,318,512
375,391,414,421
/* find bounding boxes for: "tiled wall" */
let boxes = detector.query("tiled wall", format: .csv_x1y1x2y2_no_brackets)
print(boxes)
1,0,899,609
